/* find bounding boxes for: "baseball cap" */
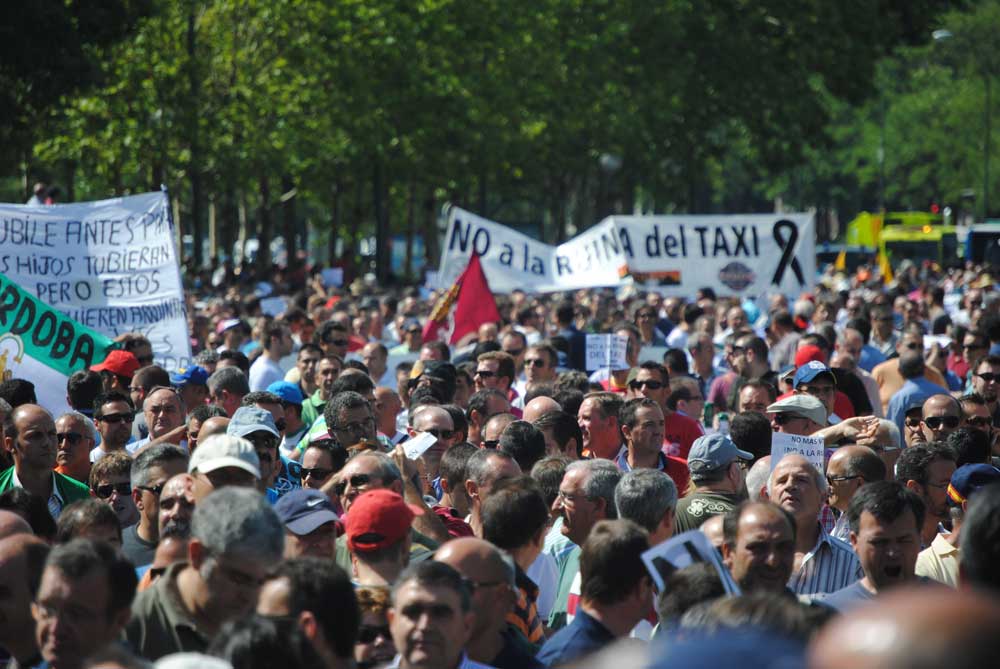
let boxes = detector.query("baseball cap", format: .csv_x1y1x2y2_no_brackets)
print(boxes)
267,381,304,405
226,406,280,440
947,464,1000,507
170,365,209,387
417,360,457,399
274,488,340,535
90,350,140,378
345,489,423,553
766,394,828,426
216,318,244,335
794,344,826,368
687,433,752,474
793,360,836,388
402,317,422,334
188,434,261,479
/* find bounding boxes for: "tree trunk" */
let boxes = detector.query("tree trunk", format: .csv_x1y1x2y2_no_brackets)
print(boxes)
423,193,438,269
404,180,416,279
281,174,297,272
187,0,204,267
373,159,390,284
257,173,273,277
329,177,342,266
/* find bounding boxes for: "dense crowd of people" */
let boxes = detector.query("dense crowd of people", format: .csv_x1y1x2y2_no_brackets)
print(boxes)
1,257,1000,669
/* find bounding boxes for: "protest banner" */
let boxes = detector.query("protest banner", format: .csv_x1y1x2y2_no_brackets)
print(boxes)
585,334,629,372
0,272,118,415
770,431,826,473
0,191,192,370
641,529,740,595
436,205,815,296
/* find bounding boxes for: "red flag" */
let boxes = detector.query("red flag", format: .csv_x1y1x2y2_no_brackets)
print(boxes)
422,254,500,344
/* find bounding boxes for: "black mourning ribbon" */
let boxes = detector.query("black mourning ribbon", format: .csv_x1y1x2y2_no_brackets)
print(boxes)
771,219,805,286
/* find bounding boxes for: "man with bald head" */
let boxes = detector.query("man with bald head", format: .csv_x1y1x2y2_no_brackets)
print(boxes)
0,404,90,518
920,394,962,443
769,454,860,594
196,416,230,447
826,445,886,541
0,533,50,667
0,508,32,538
482,412,517,449
434,537,544,669
408,404,458,489
523,396,560,424
721,501,795,594
810,588,1000,669
157,473,196,538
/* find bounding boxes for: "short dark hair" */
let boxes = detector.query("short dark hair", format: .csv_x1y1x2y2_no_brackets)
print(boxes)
242,391,283,407
133,365,171,392
843,448,888,484
55,499,122,545
269,557,359,658
481,475,549,551
0,488,57,540
188,403,228,426
532,410,583,459
663,349,689,375
421,340,451,361
66,370,103,412
847,480,926,535
93,391,135,417
498,421,547,473
209,615,325,669
329,372,375,398
947,427,992,467
323,391,371,431
343,359,370,376
530,455,571,509
655,562,725,625
579,519,649,606
619,397,661,430
730,412,772,462
960,482,1000,593
441,404,468,442
208,366,250,396
45,538,136,619
552,388,585,419
477,351,516,385
439,443,478,493
302,439,349,475
524,383,557,404
0,379,37,407
898,353,925,380
896,442,956,487
393,560,471,612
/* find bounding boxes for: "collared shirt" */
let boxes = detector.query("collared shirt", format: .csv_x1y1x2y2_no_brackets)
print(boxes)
11,469,64,519
387,652,495,669
125,562,208,660
915,533,960,588
538,607,616,667
788,523,862,595
830,509,851,542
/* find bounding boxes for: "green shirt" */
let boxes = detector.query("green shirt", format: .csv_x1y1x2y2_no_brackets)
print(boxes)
547,545,581,631
674,489,743,533
125,562,208,660
300,389,327,431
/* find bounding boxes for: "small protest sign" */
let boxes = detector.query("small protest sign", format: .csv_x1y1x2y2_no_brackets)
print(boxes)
641,530,740,595
585,334,629,372
770,431,826,473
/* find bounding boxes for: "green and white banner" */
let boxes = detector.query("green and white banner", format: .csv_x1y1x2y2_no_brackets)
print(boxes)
0,272,118,415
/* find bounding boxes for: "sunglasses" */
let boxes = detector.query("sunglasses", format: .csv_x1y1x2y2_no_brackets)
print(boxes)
423,429,455,440
965,416,992,428
475,370,497,378
483,439,499,449
301,467,333,480
976,373,1000,383
98,413,134,424
504,348,524,357
357,625,391,644
629,380,664,390
57,432,84,445
904,415,923,428
94,482,132,499
524,358,547,368
274,418,287,432
333,473,375,496
922,415,960,430
136,483,166,497
325,337,349,346
772,413,806,425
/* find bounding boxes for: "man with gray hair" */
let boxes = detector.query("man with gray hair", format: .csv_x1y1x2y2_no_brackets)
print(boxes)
615,468,677,547
122,444,189,566
463,448,521,538
549,458,620,631
207,366,250,418
126,486,284,659
54,410,95,483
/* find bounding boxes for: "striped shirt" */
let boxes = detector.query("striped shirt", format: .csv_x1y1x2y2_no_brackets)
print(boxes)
788,523,862,595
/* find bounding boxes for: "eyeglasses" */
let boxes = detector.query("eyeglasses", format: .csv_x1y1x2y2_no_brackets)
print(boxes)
965,416,992,428
274,417,287,432
504,348,524,358
902,342,921,351
97,413,134,424
423,428,455,440
136,483,166,497
333,417,375,435
324,337,349,346
525,358,547,368
357,625,392,644
57,432,84,445
976,373,1000,383
771,413,806,425
247,433,279,452
922,415,960,430
556,490,588,504
94,482,132,498
826,474,862,486
629,380,664,390
483,439,499,449
904,415,923,428
301,467,333,480
475,369,497,378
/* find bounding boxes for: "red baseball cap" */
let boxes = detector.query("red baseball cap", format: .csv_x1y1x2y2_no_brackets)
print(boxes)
344,489,423,553
794,344,826,368
90,350,140,379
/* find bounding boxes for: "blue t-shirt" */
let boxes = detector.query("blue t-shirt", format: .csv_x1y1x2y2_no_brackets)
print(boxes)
821,580,874,612
538,608,615,667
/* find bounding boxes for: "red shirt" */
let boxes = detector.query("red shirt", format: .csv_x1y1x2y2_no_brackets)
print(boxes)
431,505,474,538
664,412,704,459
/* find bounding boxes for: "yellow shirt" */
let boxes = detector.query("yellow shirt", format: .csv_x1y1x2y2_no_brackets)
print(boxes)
915,533,959,588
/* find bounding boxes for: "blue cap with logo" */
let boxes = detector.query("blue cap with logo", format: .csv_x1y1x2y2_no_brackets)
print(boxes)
793,360,836,388
169,365,209,387
688,433,753,474
267,381,304,406
947,463,1000,507
274,488,340,535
